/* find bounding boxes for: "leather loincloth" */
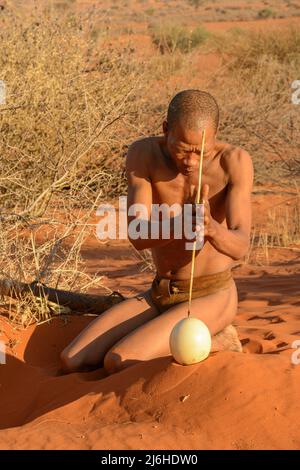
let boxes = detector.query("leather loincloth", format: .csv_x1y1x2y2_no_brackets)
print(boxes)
150,268,233,314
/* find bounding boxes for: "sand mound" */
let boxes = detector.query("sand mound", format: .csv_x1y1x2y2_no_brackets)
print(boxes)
1,252,300,450
0,307,299,450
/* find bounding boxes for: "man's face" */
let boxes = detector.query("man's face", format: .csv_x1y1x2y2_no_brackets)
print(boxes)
163,121,216,176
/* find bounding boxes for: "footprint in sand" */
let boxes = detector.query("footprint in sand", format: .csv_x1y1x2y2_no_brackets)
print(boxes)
240,338,263,354
276,342,289,349
263,331,276,341
248,314,285,324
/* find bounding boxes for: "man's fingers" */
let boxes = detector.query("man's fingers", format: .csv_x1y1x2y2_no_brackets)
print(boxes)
191,203,206,217
201,183,210,202
187,184,197,203
189,185,195,201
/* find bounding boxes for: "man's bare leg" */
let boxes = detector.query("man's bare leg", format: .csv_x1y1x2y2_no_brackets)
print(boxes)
103,279,238,374
60,290,159,373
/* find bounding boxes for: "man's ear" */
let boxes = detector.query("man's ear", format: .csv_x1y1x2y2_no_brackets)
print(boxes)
162,120,168,136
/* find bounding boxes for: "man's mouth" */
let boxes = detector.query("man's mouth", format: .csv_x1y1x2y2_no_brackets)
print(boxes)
183,167,196,173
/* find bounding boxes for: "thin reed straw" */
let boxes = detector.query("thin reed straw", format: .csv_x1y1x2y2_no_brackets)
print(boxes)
187,128,206,317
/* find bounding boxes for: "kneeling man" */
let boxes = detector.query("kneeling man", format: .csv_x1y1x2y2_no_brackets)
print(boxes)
61,89,253,374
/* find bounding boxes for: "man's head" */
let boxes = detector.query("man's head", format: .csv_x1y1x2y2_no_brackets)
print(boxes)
163,89,219,175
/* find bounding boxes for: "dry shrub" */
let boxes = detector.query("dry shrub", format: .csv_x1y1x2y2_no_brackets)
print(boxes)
203,27,300,185
149,22,211,54
202,28,300,262
224,27,300,68
246,197,300,265
0,5,146,324
0,3,188,324
0,197,109,326
0,6,143,216
257,8,277,19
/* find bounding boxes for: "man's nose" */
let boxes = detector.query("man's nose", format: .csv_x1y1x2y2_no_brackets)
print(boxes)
183,154,198,166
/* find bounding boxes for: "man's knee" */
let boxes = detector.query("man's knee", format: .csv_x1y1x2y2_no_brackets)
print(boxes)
60,346,82,373
103,349,123,375
104,349,139,375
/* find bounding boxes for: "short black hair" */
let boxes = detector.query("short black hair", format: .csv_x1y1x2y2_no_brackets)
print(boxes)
167,89,219,132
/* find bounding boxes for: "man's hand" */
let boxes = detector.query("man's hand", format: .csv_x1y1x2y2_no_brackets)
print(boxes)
196,149,253,260
200,183,218,238
188,183,217,240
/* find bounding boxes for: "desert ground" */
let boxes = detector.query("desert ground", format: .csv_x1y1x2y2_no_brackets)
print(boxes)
0,0,300,450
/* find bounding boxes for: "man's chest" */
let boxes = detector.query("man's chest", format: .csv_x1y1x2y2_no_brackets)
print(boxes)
151,166,229,220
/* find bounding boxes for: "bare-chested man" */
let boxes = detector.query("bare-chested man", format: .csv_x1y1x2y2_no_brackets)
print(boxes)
61,89,253,375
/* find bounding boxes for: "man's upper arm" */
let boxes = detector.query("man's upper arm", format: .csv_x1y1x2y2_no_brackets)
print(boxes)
126,140,152,223
225,148,254,240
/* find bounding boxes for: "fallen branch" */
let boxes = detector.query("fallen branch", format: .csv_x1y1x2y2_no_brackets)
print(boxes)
0,277,125,316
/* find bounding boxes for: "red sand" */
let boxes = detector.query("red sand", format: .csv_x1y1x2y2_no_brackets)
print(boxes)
1,227,300,449
0,327,299,449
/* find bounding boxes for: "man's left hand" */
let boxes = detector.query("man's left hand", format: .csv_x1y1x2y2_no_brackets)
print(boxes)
200,183,218,239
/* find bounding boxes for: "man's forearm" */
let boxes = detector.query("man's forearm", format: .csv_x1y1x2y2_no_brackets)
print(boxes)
128,218,175,251
207,219,250,260
129,232,173,250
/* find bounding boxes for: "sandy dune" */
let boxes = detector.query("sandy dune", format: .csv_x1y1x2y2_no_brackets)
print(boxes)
0,238,299,450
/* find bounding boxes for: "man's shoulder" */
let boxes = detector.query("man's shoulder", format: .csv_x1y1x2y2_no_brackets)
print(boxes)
220,143,252,171
127,136,155,156
220,143,251,162
126,137,155,177
219,143,253,186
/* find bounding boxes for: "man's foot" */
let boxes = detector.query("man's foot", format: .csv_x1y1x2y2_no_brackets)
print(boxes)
211,324,242,353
